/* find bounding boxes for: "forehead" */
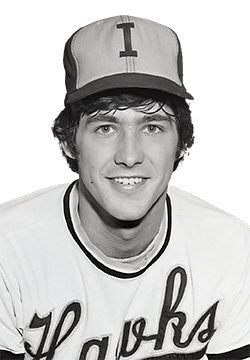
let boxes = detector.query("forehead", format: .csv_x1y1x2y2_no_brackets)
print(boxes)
79,90,176,117
86,99,175,119
81,105,176,131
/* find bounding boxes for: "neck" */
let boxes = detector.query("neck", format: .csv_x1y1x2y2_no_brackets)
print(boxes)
77,182,166,259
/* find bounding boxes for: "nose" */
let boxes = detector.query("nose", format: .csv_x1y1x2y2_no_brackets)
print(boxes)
114,130,144,168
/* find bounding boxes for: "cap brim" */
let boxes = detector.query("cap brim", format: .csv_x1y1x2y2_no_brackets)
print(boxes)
65,73,193,104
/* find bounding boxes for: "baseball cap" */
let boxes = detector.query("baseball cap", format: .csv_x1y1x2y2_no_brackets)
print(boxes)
64,15,193,104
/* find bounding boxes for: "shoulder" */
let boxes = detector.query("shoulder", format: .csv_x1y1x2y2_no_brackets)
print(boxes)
168,185,249,228
168,185,250,249
167,186,250,299
0,182,74,236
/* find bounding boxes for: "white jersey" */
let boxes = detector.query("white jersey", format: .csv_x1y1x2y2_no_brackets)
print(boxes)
0,181,250,359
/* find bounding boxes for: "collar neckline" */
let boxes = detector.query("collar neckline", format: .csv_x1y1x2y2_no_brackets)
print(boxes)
63,181,172,278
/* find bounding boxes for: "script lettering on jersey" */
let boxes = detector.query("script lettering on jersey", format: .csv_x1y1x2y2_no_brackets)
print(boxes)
24,302,81,360
116,267,218,358
24,266,219,359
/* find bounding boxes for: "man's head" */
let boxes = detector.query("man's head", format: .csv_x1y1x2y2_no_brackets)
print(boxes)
53,15,194,172
52,15,194,221
53,89,193,173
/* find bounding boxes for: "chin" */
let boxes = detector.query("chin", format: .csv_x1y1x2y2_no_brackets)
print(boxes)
115,213,144,223
110,209,141,221
111,204,151,223
99,199,139,217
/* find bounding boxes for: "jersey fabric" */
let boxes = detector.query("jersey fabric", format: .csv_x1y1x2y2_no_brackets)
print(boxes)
0,181,250,360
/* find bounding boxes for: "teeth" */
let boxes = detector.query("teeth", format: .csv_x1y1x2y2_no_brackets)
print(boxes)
114,177,143,185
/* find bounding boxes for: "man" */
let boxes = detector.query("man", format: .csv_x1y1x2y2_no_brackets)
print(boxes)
0,15,249,360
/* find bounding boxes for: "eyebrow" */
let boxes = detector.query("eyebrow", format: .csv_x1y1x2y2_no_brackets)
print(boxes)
85,113,174,125
141,114,174,123
85,114,118,125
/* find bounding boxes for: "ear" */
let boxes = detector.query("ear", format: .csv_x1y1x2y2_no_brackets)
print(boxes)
173,150,185,172
176,143,188,160
177,149,185,160
61,142,77,159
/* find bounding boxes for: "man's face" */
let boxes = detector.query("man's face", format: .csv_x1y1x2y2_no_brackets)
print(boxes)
73,102,178,222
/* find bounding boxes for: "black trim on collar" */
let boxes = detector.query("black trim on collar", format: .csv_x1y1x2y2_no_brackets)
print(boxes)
63,181,172,279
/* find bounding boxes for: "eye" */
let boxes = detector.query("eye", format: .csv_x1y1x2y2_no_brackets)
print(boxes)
143,124,162,134
96,125,116,134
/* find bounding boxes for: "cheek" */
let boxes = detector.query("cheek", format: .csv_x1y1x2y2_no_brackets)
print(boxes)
154,138,178,164
77,146,108,184
77,149,94,178
153,143,178,178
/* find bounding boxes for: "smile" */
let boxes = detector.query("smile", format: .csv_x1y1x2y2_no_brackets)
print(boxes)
114,177,143,185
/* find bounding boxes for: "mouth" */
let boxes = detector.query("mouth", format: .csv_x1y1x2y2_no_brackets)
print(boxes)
107,176,148,191
113,177,143,185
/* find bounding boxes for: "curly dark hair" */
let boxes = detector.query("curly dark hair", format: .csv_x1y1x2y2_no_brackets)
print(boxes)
52,89,194,172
